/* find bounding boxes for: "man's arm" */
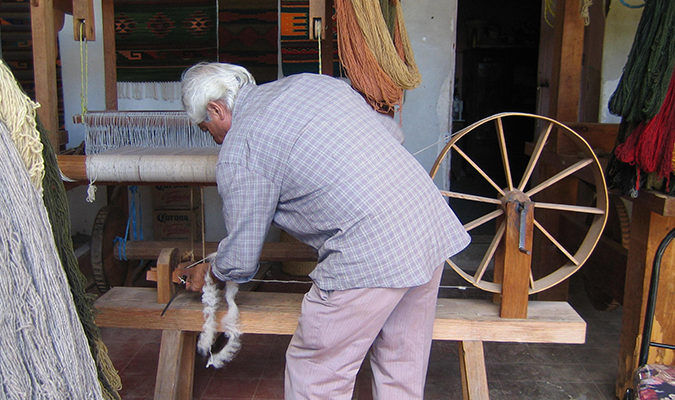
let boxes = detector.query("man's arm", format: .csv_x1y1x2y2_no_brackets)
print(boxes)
212,162,280,283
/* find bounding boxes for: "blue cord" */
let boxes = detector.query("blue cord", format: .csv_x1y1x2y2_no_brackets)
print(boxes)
619,0,645,8
114,186,145,261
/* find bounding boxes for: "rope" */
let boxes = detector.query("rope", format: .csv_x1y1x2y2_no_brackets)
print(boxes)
79,20,89,116
581,0,592,26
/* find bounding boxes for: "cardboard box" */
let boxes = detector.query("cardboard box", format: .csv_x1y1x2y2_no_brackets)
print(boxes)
153,207,203,241
152,185,202,210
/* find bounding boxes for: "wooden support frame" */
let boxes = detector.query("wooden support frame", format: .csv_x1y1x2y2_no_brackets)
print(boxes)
95,246,586,400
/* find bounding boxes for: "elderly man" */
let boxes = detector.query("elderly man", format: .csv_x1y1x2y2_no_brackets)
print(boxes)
179,62,470,400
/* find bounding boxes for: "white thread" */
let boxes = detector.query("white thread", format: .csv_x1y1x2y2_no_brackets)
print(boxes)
82,111,216,155
85,147,219,183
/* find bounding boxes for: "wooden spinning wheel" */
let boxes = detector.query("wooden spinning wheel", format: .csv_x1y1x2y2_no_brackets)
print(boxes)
431,112,608,303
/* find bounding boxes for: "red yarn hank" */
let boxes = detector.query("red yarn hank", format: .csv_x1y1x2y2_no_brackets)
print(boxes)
615,66,675,179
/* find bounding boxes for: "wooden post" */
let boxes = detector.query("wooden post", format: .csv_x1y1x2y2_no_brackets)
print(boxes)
101,0,118,110
616,195,675,398
458,341,489,400
154,330,197,400
157,248,180,304
30,0,60,150
532,0,586,301
500,201,534,319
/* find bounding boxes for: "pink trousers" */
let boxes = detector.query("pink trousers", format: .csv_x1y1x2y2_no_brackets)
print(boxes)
285,264,444,400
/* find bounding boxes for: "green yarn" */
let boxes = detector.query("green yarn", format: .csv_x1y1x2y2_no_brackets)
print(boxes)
608,0,675,122
38,121,122,399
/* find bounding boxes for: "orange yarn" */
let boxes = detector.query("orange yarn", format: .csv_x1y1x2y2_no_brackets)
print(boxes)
335,0,405,114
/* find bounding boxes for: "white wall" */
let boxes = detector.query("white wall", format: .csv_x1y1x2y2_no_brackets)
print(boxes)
400,0,457,189
599,2,643,123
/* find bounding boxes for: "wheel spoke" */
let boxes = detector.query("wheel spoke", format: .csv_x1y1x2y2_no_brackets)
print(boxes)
518,121,554,191
440,190,502,205
452,144,506,196
464,209,504,232
495,117,514,191
534,202,605,215
533,218,580,265
525,158,594,197
475,220,505,284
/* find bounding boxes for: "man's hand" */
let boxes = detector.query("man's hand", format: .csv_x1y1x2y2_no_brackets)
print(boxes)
175,262,212,292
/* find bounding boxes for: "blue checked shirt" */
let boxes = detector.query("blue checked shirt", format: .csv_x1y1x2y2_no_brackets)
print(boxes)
212,73,470,290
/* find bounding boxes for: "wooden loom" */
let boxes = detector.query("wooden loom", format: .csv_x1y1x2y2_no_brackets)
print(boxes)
76,111,598,400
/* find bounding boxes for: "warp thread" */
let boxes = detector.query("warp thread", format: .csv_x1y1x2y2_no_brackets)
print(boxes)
83,111,217,155
197,259,242,369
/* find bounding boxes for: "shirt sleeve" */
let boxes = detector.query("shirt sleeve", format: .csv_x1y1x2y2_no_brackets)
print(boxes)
212,162,280,283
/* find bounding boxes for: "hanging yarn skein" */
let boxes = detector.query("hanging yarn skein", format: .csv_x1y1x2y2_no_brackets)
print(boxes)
606,0,675,196
0,120,104,399
0,59,44,192
335,0,421,113
608,0,675,123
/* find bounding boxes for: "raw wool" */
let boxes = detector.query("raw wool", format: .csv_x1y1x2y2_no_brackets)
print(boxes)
0,59,44,192
197,260,242,369
0,120,104,399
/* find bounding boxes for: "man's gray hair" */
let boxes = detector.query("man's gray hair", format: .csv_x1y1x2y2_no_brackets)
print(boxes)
181,62,256,123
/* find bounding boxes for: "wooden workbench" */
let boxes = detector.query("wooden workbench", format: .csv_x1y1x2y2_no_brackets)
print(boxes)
616,190,675,398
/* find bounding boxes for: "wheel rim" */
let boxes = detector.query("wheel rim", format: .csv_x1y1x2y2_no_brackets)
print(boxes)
431,112,608,294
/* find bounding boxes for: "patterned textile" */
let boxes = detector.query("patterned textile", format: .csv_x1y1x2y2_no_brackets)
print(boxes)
280,0,340,77
219,0,278,84
635,364,675,399
115,0,218,82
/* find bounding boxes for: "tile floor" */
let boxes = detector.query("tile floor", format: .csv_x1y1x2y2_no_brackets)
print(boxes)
98,261,624,400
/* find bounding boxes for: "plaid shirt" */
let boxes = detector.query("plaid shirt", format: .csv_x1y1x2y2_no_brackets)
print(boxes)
213,73,470,290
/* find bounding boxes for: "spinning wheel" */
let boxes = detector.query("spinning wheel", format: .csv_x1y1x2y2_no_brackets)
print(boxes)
431,112,608,300
91,205,130,292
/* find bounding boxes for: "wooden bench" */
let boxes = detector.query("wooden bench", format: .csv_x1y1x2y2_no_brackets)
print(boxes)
94,286,586,400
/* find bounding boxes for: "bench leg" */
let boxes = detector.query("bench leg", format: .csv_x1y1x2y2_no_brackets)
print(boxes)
154,330,197,400
459,340,490,400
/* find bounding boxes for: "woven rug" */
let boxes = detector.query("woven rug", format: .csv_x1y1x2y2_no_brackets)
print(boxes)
115,0,218,82
280,0,340,77
219,0,279,84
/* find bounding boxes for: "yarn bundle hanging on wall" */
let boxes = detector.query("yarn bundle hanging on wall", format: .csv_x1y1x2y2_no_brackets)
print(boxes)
0,119,105,399
606,0,675,197
334,0,421,114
